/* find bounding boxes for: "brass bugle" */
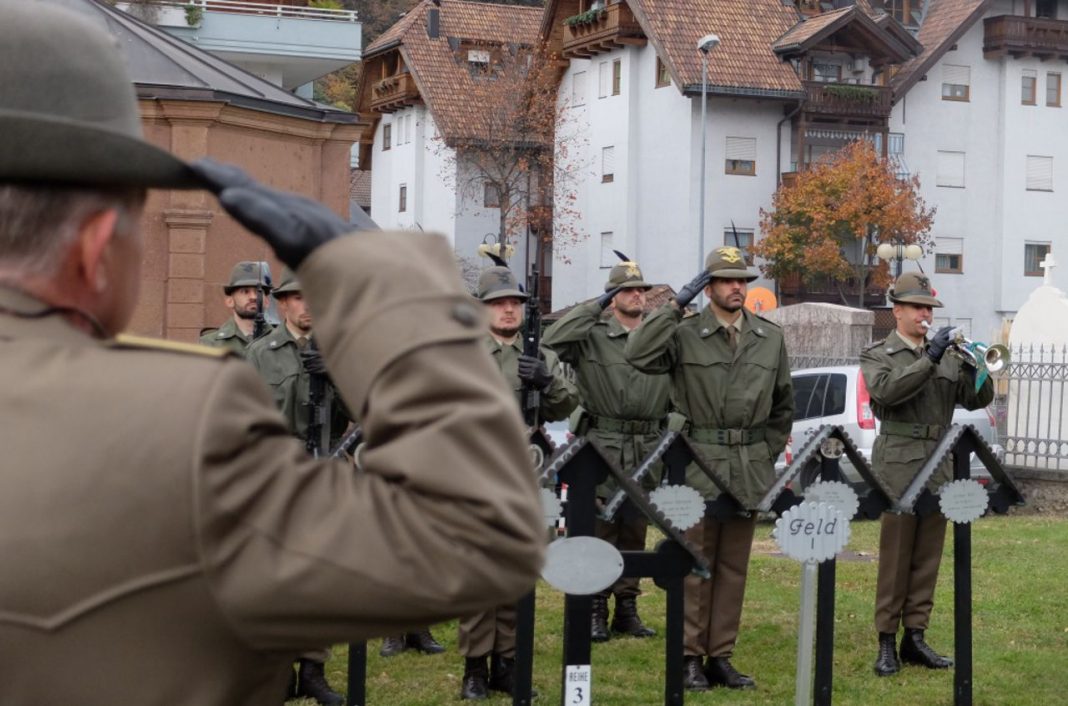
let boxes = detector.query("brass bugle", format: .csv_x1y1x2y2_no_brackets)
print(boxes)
920,321,1010,372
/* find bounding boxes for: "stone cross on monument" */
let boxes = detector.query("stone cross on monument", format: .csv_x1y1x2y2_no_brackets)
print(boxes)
1040,252,1057,286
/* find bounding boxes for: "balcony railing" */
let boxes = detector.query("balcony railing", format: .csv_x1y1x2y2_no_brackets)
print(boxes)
561,2,646,59
778,272,887,308
984,15,1068,59
802,81,893,120
369,72,420,113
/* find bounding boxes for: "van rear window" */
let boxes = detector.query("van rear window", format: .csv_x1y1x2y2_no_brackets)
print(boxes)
792,373,847,420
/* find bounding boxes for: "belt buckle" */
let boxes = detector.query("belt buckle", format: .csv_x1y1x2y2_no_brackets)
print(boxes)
911,424,924,439
727,429,744,445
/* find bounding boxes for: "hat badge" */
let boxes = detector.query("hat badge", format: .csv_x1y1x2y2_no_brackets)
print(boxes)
717,247,743,264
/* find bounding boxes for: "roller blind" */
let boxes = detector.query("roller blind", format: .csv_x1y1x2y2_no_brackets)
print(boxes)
725,137,756,161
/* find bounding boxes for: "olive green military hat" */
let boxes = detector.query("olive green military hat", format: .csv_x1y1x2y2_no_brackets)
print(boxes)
476,267,529,302
888,271,943,307
224,261,270,294
705,246,758,282
0,3,201,189
272,267,302,297
604,250,651,292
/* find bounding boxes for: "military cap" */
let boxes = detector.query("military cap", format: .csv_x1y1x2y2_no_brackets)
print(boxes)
224,261,270,294
888,272,943,307
604,260,651,292
272,267,302,297
0,3,202,189
704,246,758,281
476,267,528,302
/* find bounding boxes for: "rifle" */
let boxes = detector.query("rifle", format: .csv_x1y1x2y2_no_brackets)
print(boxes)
303,338,333,458
520,264,541,428
252,261,272,341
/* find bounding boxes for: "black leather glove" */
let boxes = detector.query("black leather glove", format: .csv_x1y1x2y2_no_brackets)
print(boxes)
190,159,352,269
596,286,623,310
675,270,711,308
300,346,327,375
517,354,554,391
926,325,955,364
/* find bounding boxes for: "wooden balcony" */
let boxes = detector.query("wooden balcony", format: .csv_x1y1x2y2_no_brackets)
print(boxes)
561,2,646,59
778,272,887,308
801,81,893,120
369,72,420,113
984,15,1068,60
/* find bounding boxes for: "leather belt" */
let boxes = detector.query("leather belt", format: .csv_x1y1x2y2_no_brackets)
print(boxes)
688,426,766,445
880,420,945,440
588,415,662,434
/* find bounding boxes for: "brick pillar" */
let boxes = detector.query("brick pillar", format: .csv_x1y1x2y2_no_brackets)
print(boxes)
163,209,213,342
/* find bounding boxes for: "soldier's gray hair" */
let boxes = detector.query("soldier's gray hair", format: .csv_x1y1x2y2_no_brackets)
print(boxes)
0,184,146,278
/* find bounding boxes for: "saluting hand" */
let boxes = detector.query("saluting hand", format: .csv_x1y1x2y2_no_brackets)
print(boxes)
190,159,352,269
675,270,711,308
596,286,623,310
517,354,554,391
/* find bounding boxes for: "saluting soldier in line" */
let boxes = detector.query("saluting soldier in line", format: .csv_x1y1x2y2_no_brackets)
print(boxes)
625,247,793,691
198,260,271,356
860,272,994,677
542,254,670,642
0,5,545,704
458,263,579,700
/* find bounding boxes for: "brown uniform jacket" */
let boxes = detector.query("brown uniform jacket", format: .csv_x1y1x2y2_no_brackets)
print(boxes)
0,233,543,705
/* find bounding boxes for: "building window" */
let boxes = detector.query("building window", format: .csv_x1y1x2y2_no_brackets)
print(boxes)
612,59,622,95
725,137,757,176
1036,0,1056,18
600,231,615,268
1026,155,1053,191
935,237,963,274
812,62,841,83
601,146,615,183
1048,72,1061,107
572,70,587,106
941,64,970,101
382,123,391,151
936,150,965,188
724,228,755,265
398,184,407,212
598,61,610,98
483,182,500,208
1025,242,1051,276
404,114,412,143
655,57,671,88
1022,69,1037,105
887,0,921,27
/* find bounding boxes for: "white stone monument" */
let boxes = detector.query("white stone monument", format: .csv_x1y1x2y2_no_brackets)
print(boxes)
1006,254,1068,471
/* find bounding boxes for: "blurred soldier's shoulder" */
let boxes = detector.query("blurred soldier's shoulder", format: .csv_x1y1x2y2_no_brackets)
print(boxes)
112,333,231,359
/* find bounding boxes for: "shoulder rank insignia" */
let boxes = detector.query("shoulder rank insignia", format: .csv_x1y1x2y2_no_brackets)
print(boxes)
112,333,230,358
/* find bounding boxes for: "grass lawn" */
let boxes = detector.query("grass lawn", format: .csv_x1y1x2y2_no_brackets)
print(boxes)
308,514,1068,705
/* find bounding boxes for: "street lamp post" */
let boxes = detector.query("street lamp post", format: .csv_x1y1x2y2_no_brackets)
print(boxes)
876,241,923,278
697,33,719,304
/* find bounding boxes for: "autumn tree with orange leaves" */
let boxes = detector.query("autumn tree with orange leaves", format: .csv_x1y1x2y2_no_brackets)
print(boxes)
752,140,935,308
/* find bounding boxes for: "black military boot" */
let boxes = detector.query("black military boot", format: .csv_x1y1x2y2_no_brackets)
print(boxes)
461,656,490,700
488,654,515,695
591,595,610,643
405,628,445,654
284,664,298,701
296,659,344,706
705,656,756,689
610,595,656,638
682,655,710,691
874,632,900,676
900,628,954,669
379,635,407,657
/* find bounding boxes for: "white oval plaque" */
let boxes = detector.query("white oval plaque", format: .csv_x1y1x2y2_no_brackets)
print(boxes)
939,479,989,524
528,443,545,471
774,502,850,564
648,484,705,532
541,487,563,529
804,480,859,522
541,537,624,595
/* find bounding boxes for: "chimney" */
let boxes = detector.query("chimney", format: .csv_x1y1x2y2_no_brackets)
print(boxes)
427,3,440,39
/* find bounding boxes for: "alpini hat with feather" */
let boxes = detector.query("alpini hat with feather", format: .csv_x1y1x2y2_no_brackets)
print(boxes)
475,246,528,302
0,2,202,189
604,250,651,292
888,271,943,307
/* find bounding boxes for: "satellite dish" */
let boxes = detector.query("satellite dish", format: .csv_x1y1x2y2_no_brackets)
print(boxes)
745,286,777,313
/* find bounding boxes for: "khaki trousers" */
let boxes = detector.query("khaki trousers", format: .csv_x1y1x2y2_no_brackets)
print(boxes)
595,511,649,599
458,603,517,659
875,511,948,634
683,514,757,657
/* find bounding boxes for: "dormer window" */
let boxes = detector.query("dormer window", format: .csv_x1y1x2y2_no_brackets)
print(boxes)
812,62,842,83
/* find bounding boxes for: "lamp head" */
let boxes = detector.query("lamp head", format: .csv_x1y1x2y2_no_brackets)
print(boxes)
904,243,923,261
876,242,896,261
698,33,720,53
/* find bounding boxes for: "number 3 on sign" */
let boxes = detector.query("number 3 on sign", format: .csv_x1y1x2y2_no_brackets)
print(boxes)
565,665,591,706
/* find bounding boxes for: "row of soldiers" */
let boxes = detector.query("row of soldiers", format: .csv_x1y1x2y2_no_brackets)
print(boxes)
200,252,990,701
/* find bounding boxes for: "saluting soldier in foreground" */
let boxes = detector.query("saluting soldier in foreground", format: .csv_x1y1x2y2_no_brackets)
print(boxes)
198,261,272,356
458,263,578,700
861,272,994,677
542,254,670,642
625,248,793,691
0,5,544,705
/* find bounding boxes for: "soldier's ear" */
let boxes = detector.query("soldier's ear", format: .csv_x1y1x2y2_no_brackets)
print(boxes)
77,208,121,294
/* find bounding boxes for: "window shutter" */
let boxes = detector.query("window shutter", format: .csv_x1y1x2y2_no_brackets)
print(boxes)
572,71,587,105
600,231,614,268
1026,155,1053,191
602,146,615,177
725,137,757,161
598,61,610,98
943,64,970,86
936,151,965,187
937,237,963,255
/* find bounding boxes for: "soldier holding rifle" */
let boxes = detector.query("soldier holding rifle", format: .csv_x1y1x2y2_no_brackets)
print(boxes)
0,5,545,703
199,260,272,356
542,253,670,642
860,272,994,677
625,247,793,691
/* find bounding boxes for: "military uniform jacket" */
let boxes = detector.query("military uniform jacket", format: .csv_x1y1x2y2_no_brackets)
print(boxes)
245,322,350,447
198,316,257,358
543,300,671,493
625,305,793,507
485,335,578,423
860,330,994,500
0,233,544,706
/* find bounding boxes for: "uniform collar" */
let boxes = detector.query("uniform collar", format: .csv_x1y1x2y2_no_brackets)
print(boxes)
213,316,250,342
485,333,522,352
696,307,763,339
0,285,102,347
885,329,922,355
605,311,638,338
262,320,299,350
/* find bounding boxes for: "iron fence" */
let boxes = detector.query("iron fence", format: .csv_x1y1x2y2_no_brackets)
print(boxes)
992,344,1068,473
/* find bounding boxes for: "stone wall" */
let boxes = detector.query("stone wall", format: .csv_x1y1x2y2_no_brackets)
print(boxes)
761,302,874,362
